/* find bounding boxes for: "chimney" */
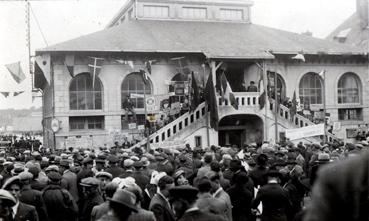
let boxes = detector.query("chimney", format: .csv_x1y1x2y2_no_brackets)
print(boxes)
357,0,368,29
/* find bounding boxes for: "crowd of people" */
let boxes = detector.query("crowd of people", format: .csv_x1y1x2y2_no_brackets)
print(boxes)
0,135,367,221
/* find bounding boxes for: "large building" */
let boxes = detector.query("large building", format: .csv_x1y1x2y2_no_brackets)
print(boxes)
35,0,368,150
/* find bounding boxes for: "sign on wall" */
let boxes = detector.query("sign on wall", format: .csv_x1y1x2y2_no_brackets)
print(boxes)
64,136,93,149
285,123,325,140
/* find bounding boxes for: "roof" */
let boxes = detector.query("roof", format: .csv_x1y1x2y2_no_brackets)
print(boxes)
326,13,369,52
38,20,364,58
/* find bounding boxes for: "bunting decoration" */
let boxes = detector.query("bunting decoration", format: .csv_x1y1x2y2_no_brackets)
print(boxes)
64,54,75,78
35,54,51,85
88,56,104,88
116,59,134,69
220,72,238,110
190,71,200,111
318,69,326,79
145,60,153,75
5,61,26,84
13,91,24,97
204,74,219,131
0,92,9,98
170,57,191,75
291,53,305,62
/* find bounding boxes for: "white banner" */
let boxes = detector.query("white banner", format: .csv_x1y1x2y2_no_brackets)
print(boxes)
285,123,325,140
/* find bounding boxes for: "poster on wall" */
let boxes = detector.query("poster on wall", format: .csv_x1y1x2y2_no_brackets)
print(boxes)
285,123,325,140
64,136,93,149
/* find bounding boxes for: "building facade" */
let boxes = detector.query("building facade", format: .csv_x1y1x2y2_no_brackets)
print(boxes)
35,0,368,150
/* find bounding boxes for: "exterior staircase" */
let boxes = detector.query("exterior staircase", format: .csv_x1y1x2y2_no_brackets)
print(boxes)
268,99,340,143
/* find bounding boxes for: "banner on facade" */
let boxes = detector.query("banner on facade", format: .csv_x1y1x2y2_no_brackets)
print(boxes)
64,136,93,149
285,123,325,140
128,123,137,130
150,140,186,150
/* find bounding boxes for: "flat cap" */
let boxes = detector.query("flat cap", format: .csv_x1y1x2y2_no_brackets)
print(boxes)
95,171,113,180
45,165,59,172
18,171,33,181
124,159,134,167
133,161,143,168
0,189,16,207
59,160,70,167
80,177,100,187
82,157,93,164
108,155,119,163
47,171,62,182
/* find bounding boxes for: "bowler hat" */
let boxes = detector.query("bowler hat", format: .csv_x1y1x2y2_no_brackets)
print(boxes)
109,189,138,212
80,177,100,187
169,185,199,200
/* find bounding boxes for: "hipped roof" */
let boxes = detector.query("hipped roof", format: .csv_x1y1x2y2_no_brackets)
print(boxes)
38,20,364,59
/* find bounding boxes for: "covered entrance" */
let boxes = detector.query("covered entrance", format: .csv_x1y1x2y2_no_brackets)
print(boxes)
218,114,263,148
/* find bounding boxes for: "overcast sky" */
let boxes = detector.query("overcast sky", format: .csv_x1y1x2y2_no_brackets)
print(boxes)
0,0,356,109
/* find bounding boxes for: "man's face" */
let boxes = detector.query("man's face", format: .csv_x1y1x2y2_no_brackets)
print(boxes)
177,175,188,186
9,184,21,200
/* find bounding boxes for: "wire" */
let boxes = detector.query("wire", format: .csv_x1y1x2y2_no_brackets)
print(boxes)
29,3,48,46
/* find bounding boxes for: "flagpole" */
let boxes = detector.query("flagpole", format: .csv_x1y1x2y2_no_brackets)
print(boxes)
274,71,279,144
323,71,327,143
144,83,150,151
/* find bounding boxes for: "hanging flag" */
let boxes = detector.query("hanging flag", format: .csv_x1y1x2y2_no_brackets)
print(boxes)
88,56,104,88
64,54,75,78
291,53,305,62
35,54,51,84
318,70,326,78
290,91,297,119
13,91,24,97
220,72,238,110
5,61,26,84
145,60,155,75
190,71,200,111
0,92,9,98
204,74,219,131
259,90,266,109
140,69,149,85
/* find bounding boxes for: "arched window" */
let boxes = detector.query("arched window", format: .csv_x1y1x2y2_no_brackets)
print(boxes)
121,72,152,109
69,73,103,110
299,72,323,106
267,72,286,102
338,72,360,104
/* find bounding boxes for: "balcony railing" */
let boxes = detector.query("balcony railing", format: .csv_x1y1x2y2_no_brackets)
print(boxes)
218,92,260,107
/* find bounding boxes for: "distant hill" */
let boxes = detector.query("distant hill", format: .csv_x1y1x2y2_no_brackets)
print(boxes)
0,107,42,127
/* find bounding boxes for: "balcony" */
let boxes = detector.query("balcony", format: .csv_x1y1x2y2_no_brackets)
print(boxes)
217,92,261,118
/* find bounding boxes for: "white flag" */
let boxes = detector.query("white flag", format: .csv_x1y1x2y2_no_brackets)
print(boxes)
35,54,51,84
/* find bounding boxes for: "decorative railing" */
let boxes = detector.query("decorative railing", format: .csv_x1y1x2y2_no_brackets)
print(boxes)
130,102,207,149
269,99,340,142
218,92,260,107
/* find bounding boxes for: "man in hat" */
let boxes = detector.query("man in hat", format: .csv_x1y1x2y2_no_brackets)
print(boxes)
149,175,175,221
95,171,113,201
99,189,138,221
249,153,269,187
18,171,48,220
94,155,106,173
77,157,94,200
91,182,118,221
79,177,104,221
2,176,39,221
59,160,79,203
42,171,78,221
131,161,150,191
105,155,124,178
252,170,290,221
0,189,17,220
169,185,225,221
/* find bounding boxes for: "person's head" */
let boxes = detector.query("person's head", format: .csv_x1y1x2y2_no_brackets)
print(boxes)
169,186,198,219
18,171,33,186
109,189,137,221
158,175,174,197
95,172,113,189
197,177,212,193
104,182,118,199
203,153,213,164
80,177,101,197
207,172,220,193
59,160,70,174
82,158,94,169
0,189,16,218
250,81,255,85
173,170,188,186
3,177,22,200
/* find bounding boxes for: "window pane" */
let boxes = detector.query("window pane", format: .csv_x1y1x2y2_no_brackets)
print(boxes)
95,92,102,109
70,92,77,110
69,74,103,110
121,72,152,109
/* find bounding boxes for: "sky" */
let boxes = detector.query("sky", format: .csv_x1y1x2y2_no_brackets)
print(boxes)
0,0,356,109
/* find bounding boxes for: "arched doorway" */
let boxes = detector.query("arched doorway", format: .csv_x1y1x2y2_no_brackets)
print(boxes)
218,114,263,148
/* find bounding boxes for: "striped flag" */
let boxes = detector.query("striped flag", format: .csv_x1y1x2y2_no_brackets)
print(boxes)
204,74,219,131
88,56,104,88
35,54,51,84
64,54,75,78
0,92,9,98
13,91,24,97
220,72,238,110
5,61,26,84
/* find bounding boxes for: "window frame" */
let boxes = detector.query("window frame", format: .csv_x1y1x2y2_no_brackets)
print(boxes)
337,72,361,104
69,73,103,111
182,6,207,19
121,72,152,109
299,72,323,106
338,108,363,121
143,5,169,18
69,116,105,131
219,8,244,20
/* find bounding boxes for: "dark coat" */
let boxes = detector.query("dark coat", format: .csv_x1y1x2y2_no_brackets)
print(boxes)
79,192,104,221
128,208,156,221
14,202,39,221
149,193,175,221
178,209,226,221
283,179,307,220
227,185,253,221
62,170,79,202
19,186,48,221
249,166,268,187
91,201,109,221
196,193,228,220
252,183,290,221
42,184,78,221
131,171,150,191
304,151,369,221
